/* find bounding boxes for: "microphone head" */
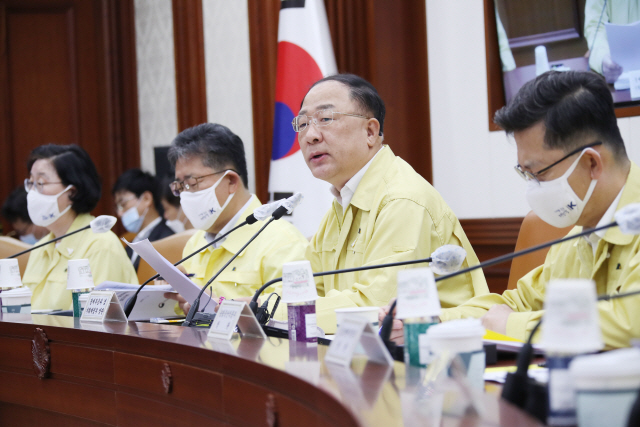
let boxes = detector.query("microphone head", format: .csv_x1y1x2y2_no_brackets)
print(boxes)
614,203,640,235
252,200,282,221
429,245,466,275
90,215,117,233
281,192,303,214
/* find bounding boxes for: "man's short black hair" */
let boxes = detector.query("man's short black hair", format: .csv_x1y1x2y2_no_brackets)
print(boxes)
2,187,31,224
305,73,385,136
27,144,102,214
494,71,626,160
168,123,249,188
112,169,164,215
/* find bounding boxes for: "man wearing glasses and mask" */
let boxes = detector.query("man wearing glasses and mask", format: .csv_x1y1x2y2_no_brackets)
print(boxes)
164,123,308,314
388,71,638,350
282,74,488,333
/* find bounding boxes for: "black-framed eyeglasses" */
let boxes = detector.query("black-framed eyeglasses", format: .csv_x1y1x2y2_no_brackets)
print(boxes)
169,169,236,196
24,178,63,194
291,109,370,132
514,141,602,183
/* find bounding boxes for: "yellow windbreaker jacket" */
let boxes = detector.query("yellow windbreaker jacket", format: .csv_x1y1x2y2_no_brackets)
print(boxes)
181,196,308,300
23,213,138,311
302,146,488,333
441,162,640,349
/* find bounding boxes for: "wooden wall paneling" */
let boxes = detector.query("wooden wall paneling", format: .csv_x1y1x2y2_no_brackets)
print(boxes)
0,0,140,231
484,0,504,132
460,217,523,294
172,0,208,133
325,0,375,79
247,0,280,204
371,0,432,183
95,0,141,222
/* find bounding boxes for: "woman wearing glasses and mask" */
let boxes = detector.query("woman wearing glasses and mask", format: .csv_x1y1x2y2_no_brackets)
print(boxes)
22,144,138,311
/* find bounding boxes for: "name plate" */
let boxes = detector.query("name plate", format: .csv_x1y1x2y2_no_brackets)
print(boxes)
325,316,393,367
207,300,266,341
80,291,127,323
396,268,441,319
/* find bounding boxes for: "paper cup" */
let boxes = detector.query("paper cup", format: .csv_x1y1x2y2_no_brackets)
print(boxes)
570,348,640,427
335,307,379,328
0,259,23,289
0,286,32,313
66,259,95,291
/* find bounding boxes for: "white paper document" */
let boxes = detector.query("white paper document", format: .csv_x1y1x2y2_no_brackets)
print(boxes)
124,238,217,313
605,20,640,73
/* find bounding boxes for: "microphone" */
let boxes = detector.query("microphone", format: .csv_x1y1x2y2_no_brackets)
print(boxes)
248,244,467,321
6,215,118,259
182,193,303,327
379,202,640,347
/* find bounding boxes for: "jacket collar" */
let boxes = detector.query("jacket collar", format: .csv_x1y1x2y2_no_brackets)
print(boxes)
348,145,394,212
218,196,264,256
589,161,640,246
40,213,94,260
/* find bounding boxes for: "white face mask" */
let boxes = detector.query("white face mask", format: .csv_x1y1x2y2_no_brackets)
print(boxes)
525,149,598,228
27,185,73,227
179,171,234,231
165,219,185,234
165,207,187,233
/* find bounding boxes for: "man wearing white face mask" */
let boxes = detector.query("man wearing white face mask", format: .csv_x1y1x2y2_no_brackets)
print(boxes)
164,123,308,313
430,71,640,349
112,169,174,271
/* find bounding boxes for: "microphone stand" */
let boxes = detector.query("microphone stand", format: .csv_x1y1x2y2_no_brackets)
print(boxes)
123,220,251,317
183,213,284,327
7,225,92,258
248,256,435,318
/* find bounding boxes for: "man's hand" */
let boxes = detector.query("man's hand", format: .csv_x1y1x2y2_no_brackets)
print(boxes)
379,300,405,345
481,304,514,335
602,54,623,83
164,292,191,314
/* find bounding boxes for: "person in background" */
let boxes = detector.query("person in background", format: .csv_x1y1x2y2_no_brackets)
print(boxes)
584,0,640,83
112,169,174,271
23,144,137,311
163,123,308,313
1,187,48,244
159,176,192,233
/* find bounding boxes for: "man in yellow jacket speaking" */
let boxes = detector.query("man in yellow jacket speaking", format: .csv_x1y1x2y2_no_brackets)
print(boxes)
288,74,488,333
431,71,638,349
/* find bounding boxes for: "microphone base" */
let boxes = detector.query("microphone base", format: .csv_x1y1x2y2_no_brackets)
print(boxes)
183,312,217,328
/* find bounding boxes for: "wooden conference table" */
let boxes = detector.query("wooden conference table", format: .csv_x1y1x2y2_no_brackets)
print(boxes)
0,313,543,426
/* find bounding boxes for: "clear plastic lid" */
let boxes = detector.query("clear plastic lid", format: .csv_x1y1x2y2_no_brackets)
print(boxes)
425,318,485,339
0,286,32,298
570,348,640,379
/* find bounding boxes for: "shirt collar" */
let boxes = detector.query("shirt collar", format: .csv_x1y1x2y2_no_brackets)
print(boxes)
330,146,384,208
132,216,162,243
205,195,256,248
41,213,94,259
584,186,624,251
